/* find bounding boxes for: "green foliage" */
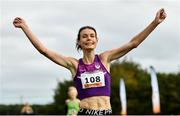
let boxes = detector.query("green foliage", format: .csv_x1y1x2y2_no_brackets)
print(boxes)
0,104,22,115
158,72,180,114
0,60,179,115
53,80,73,114
110,60,152,114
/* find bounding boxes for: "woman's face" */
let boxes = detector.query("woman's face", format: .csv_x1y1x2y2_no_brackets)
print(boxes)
78,28,97,51
68,87,77,99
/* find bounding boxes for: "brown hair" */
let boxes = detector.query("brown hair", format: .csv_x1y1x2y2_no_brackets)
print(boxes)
76,26,97,51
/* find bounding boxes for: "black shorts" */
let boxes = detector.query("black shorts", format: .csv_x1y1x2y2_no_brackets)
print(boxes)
78,108,112,115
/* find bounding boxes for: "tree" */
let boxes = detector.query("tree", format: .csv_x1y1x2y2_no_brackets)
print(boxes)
1,60,179,115
53,80,73,114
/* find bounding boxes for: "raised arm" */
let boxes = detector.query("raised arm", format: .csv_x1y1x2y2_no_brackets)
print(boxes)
13,17,77,75
101,8,167,63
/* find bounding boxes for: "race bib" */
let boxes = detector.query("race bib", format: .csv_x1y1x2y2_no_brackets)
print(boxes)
80,71,105,89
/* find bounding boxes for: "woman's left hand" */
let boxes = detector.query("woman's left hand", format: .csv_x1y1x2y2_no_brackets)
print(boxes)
154,8,167,25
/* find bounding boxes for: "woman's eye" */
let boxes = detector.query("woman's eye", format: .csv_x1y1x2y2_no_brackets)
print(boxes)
90,34,95,38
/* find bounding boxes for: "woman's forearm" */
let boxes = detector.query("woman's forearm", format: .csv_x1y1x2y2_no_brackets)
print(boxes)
21,24,47,54
130,20,159,48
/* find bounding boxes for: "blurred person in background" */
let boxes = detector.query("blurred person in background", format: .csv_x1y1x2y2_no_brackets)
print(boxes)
66,86,80,116
21,103,34,115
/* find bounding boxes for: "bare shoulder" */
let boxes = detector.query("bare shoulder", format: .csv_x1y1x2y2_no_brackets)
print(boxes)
99,50,111,63
67,57,79,77
77,99,81,103
68,57,78,65
99,51,111,72
65,56,78,67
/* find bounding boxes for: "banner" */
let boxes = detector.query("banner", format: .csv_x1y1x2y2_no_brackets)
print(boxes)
119,78,127,115
149,66,161,114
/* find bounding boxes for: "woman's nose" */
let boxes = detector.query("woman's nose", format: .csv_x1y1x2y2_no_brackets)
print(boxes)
87,36,91,40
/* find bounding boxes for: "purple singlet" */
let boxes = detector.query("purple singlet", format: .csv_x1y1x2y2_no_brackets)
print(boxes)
73,55,111,100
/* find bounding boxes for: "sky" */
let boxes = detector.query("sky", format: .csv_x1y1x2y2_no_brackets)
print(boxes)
0,0,180,105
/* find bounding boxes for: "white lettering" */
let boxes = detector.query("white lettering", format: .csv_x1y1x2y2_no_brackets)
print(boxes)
93,110,98,115
99,110,103,115
109,109,112,114
86,109,91,114
79,108,83,112
104,110,108,115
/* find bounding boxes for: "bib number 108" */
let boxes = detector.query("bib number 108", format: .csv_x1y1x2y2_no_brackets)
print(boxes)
81,71,105,89
85,76,101,83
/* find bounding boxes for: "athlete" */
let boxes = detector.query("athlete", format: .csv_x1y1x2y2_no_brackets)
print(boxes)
66,86,80,116
13,8,166,115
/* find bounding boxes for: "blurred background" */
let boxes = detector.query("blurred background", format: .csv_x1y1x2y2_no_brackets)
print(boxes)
0,0,180,115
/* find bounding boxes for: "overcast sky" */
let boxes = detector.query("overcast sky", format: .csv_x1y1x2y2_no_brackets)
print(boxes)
0,0,180,105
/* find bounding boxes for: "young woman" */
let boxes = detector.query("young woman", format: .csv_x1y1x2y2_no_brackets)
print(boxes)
13,8,166,115
66,86,80,116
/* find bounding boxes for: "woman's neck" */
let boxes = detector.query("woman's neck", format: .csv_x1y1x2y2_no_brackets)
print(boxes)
82,50,95,64
70,97,76,101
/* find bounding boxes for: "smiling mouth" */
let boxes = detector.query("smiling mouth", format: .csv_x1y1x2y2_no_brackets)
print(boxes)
85,42,94,45
85,43,92,45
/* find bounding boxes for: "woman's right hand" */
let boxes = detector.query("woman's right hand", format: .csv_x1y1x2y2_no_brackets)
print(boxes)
13,17,27,28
